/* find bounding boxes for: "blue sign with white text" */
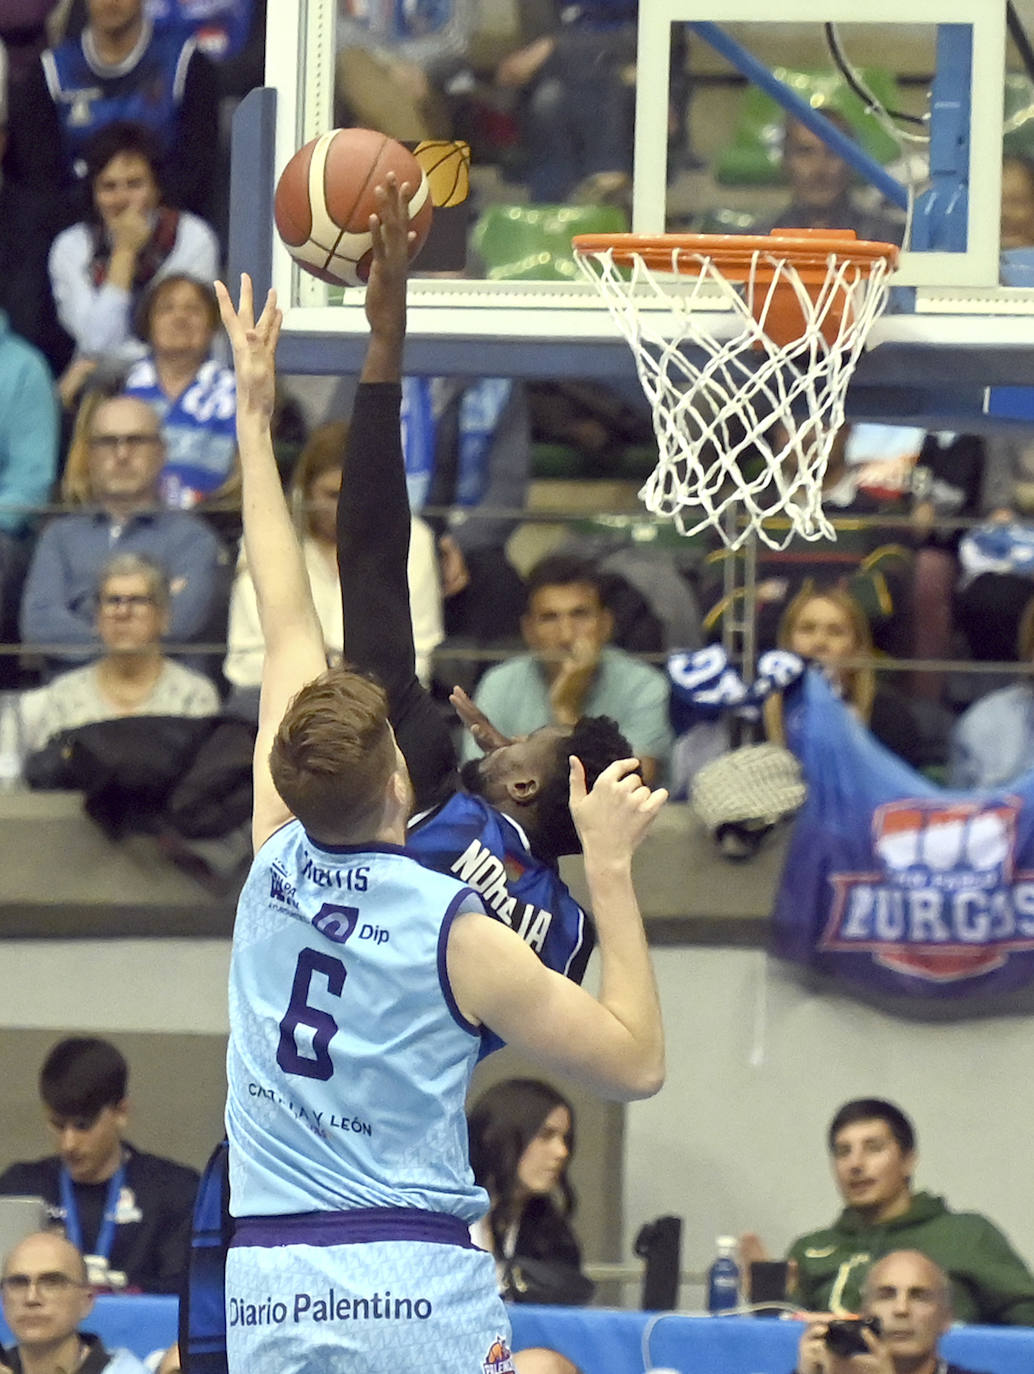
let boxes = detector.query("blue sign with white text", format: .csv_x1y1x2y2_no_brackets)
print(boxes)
773,670,1034,996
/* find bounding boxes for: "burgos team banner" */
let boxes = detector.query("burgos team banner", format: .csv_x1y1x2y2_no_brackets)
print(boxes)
773,669,1034,997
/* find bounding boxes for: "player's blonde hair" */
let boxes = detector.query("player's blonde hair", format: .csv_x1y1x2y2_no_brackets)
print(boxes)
270,666,397,841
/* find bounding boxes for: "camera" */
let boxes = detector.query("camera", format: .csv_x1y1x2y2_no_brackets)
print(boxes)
824,1316,882,1358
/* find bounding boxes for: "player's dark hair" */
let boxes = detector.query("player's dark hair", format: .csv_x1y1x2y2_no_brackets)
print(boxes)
523,554,606,610
83,120,164,194
828,1098,916,1155
40,1038,128,1119
270,665,399,842
533,714,632,860
468,1078,579,1264
134,273,220,345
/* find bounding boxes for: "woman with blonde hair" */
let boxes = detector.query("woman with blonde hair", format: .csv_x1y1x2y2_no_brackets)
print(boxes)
222,419,442,716
765,585,925,767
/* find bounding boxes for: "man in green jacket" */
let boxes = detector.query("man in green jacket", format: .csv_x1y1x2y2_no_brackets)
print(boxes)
785,1098,1034,1324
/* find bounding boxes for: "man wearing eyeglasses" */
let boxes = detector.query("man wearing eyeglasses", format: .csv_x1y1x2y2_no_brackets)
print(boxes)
19,393,226,680
0,1232,147,1374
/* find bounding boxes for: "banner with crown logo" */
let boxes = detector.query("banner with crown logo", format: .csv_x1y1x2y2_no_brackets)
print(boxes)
773,669,1034,996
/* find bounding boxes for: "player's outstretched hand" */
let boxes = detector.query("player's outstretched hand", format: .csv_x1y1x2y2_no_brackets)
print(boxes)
365,173,412,340
569,756,666,864
449,685,513,754
215,274,281,422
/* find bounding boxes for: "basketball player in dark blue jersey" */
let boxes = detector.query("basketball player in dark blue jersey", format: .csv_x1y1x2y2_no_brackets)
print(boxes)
335,205,643,1008
213,177,666,1374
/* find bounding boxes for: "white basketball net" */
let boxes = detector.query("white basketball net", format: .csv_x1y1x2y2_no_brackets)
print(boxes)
573,243,895,551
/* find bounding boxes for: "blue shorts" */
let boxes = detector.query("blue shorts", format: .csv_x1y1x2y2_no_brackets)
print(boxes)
225,1209,515,1374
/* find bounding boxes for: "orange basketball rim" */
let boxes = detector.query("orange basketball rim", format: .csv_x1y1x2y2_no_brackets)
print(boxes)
572,228,900,348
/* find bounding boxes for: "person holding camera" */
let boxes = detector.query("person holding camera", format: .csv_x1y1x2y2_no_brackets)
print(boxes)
794,1250,987,1374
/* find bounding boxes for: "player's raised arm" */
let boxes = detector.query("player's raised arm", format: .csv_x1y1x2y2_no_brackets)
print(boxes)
337,177,458,806
216,274,328,852
449,760,667,1100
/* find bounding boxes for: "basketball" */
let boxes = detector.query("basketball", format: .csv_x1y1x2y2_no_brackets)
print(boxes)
274,128,433,288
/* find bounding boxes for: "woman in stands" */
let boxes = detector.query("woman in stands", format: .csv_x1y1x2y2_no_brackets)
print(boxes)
222,419,442,719
48,120,219,404
123,274,237,510
468,1078,589,1374
765,586,932,769
468,1078,591,1306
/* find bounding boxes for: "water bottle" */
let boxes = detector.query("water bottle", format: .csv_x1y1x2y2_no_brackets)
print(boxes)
707,1235,741,1314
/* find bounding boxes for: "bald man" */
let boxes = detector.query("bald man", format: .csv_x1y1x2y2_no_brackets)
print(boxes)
794,1249,989,1374
0,1232,147,1374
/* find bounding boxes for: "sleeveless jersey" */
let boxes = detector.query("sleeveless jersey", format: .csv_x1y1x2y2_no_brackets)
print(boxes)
42,25,195,170
226,823,489,1223
125,357,237,507
407,792,593,1055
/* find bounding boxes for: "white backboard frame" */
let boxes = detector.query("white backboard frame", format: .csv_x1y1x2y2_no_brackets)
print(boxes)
263,0,1020,347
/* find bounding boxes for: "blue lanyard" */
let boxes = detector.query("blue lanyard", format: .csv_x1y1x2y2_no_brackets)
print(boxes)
59,1161,126,1260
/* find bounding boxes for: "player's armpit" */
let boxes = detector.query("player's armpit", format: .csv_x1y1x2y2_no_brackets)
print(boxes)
447,911,663,1101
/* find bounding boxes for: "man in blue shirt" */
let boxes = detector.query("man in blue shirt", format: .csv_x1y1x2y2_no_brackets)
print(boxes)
19,392,226,677
462,552,673,786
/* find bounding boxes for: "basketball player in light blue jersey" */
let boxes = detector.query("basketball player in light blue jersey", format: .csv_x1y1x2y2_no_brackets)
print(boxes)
214,179,666,1374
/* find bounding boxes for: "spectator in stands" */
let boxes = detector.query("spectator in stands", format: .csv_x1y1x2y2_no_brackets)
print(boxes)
948,429,1034,668
334,0,472,141
124,274,235,508
764,587,934,770
459,552,672,784
18,551,218,761
5,0,219,220
49,122,219,403
1,1232,148,1374
752,111,904,244
703,424,914,660
949,599,1034,789
745,1097,1034,1325
468,1078,593,1308
794,1250,979,1374
401,374,528,692
0,1037,200,1295
909,431,985,701
493,1,637,204
20,392,227,677
222,418,442,716
0,310,59,686
1001,153,1034,257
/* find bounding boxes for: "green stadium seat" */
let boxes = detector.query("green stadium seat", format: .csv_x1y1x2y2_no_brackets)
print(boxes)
472,203,628,282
